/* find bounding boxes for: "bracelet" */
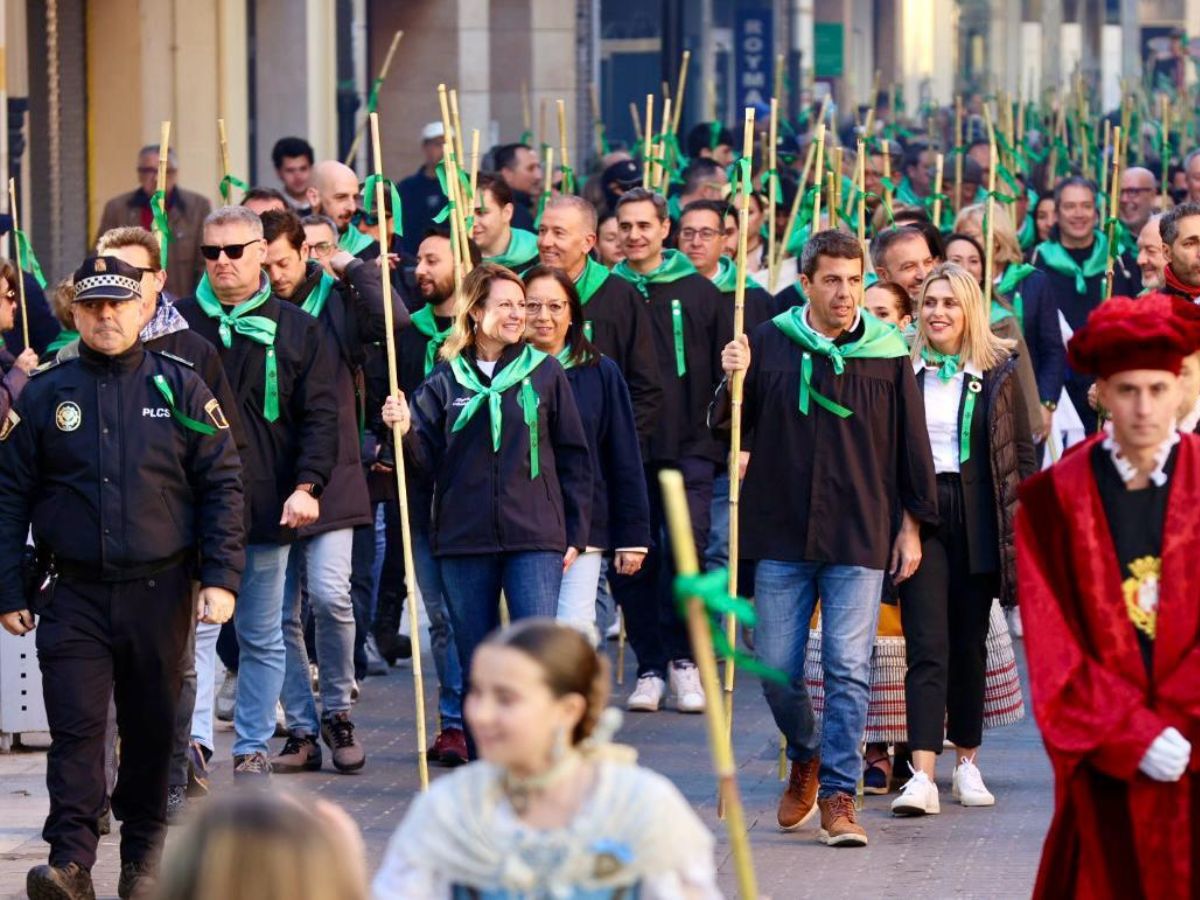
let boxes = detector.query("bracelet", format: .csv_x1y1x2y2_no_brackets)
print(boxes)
1041,400,1057,411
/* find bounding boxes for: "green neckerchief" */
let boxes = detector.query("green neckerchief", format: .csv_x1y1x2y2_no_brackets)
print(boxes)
449,345,548,479
152,374,217,436
300,269,337,319
710,256,739,293
895,176,923,207
920,347,962,383
575,257,610,306
485,228,539,270
772,308,909,417
1017,212,1036,249
995,262,1035,330
410,304,454,377
918,354,980,464
667,194,683,221
338,226,376,257
612,249,696,298
194,274,280,422
989,300,1016,325
554,344,593,371
45,330,79,355
1035,233,1108,294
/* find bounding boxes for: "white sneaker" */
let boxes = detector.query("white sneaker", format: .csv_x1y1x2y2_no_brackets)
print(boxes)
216,671,237,722
668,660,706,713
626,674,666,712
605,619,621,641
952,757,996,807
1006,606,1024,639
890,767,940,816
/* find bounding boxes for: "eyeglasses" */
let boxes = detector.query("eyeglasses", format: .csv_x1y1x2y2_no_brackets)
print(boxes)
679,227,723,242
1,289,15,302
200,240,262,261
525,300,569,316
309,241,335,257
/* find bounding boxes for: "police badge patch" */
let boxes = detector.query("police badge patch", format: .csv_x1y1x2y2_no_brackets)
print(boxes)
0,408,19,441
55,401,82,432
204,398,230,430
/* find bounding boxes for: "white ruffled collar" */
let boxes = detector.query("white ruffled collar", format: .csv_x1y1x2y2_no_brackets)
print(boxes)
1102,431,1179,487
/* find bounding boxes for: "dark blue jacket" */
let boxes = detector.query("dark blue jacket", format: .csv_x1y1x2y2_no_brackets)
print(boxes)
563,355,650,550
404,343,593,556
998,268,1065,405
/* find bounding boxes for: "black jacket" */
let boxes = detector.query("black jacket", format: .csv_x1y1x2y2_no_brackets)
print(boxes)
176,284,339,544
564,356,651,550
145,329,246,456
404,343,593,556
288,260,406,536
578,275,664,456
711,315,938,568
911,355,1037,604
996,268,1065,405
0,342,245,612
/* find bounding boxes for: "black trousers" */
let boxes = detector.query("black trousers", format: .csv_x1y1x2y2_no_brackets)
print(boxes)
899,475,997,752
610,458,715,677
36,566,193,869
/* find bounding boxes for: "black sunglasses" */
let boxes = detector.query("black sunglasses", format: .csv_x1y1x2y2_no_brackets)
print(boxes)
200,240,261,261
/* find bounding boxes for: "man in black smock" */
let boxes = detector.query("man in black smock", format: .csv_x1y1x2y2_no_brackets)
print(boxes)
0,255,243,900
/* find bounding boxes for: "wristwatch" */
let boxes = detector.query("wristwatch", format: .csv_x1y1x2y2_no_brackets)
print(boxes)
296,482,324,499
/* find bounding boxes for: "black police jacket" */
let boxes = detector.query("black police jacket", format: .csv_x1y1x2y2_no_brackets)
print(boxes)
176,285,339,544
0,342,245,613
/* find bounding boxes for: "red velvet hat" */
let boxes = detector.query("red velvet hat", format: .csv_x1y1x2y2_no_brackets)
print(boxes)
1068,293,1200,379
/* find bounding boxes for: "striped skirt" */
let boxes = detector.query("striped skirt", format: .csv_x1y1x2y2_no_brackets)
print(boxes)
803,599,1024,744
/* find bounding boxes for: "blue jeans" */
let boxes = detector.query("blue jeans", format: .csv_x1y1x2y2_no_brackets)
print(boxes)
350,506,384,679
706,473,730,572
556,549,604,644
439,551,563,684
190,621,220,751
754,560,884,798
412,520,464,730
280,529,356,736
232,543,291,757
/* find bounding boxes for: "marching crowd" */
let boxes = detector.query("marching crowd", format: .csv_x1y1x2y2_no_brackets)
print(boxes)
0,91,1198,899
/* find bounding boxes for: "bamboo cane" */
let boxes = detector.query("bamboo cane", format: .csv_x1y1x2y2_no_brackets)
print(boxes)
774,139,817,276
881,138,894,213
642,94,655,188
659,470,759,900
766,98,779,292
983,109,997,312
369,112,430,791
659,97,673,193
437,85,469,286
855,137,867,257
931,153,945,230
1046,101,1062,194
831,147,844,229
449,89,467,173
812,123,826,232
344,30,403,165
7,178,27,348
1105,127,1123,300
469,129,481,208
1161,94,1171,210
1098,119,1111,226
671,50,691,135
630,102,642,143
775,53,787,118
590,84,605,159
718,107,755,822
543,145,555,208
556,99,572,194
217,118,231,186
154,121,172,274
954,95,964,215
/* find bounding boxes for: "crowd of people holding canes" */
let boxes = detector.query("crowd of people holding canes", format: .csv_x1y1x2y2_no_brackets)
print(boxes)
2,35,1200,899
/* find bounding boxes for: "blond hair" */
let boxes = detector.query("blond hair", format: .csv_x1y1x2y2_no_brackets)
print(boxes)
954,203,1023,267
50,278,76,330
96,226,163,273
153,791,367,900
911,262,1015,372
440,262,526,362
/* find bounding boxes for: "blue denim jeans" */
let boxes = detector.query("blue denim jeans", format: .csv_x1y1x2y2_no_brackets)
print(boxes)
190,621,220,751
280,529,356,736
350,509,382,679
706,472,730,572
439,551,563,684
411,519,464,730
754,560,884,798
232,543,291,757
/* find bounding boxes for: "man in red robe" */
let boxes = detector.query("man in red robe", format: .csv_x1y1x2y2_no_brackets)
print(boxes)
1017,293,1200,900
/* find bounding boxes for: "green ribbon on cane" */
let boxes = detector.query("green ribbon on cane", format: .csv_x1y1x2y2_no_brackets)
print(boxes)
218,173,250,204
12,228,47,289
363,174,404,236
152,374,217,436
150,189,171,270
366,76,385,114
673,570,788,685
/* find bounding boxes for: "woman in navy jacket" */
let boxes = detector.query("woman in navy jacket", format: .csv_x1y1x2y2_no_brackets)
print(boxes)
522,265,651,643
382,263,592,690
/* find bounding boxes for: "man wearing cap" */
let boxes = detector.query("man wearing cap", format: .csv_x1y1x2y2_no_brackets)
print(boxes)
0,255,244,900
1018,293,1200,900
398,122,447,255
176,205,338,778
598,159,643,213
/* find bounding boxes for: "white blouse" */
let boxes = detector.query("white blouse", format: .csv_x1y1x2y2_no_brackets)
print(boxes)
915,359,982,474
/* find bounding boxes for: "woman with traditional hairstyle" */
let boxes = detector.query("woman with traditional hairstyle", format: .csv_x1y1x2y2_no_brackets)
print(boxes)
521,265,650,643
381,263,592,717
372,619,719,898
890,263,1036,816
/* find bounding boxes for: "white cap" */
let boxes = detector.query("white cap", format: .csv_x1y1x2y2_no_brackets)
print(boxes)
421,122,446,142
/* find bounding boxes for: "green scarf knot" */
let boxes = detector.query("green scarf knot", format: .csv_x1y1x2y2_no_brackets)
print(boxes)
410,304,453,376
612,249,696,299
1035,234,1108,294
152,374,217,436
920,348,962,383
575,257,610,306
448,345,548,479
485,228,540,271
195,274,280,422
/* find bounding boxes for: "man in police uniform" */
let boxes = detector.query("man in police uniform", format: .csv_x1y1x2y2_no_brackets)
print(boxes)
0,256,244,900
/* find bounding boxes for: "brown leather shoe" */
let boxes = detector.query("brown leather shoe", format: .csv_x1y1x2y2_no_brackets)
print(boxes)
777,757,820,830
273,733,323,773
26,862,96,900
818,792,869,847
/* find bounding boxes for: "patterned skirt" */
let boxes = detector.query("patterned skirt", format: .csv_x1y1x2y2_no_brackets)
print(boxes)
803,599,1025,744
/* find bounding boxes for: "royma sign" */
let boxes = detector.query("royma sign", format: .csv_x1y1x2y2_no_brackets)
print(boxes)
735,9,773,109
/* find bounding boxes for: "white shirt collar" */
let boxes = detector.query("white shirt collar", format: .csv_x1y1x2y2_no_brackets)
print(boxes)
912,356,983,378
802,305,861,339
1101,431,1180,487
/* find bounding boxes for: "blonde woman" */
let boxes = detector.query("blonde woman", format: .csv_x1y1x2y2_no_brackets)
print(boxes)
382,263,593,758
955,202,1066,441
891,263,1036,817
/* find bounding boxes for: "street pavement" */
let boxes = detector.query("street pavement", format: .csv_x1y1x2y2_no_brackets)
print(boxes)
0,638,1051,899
